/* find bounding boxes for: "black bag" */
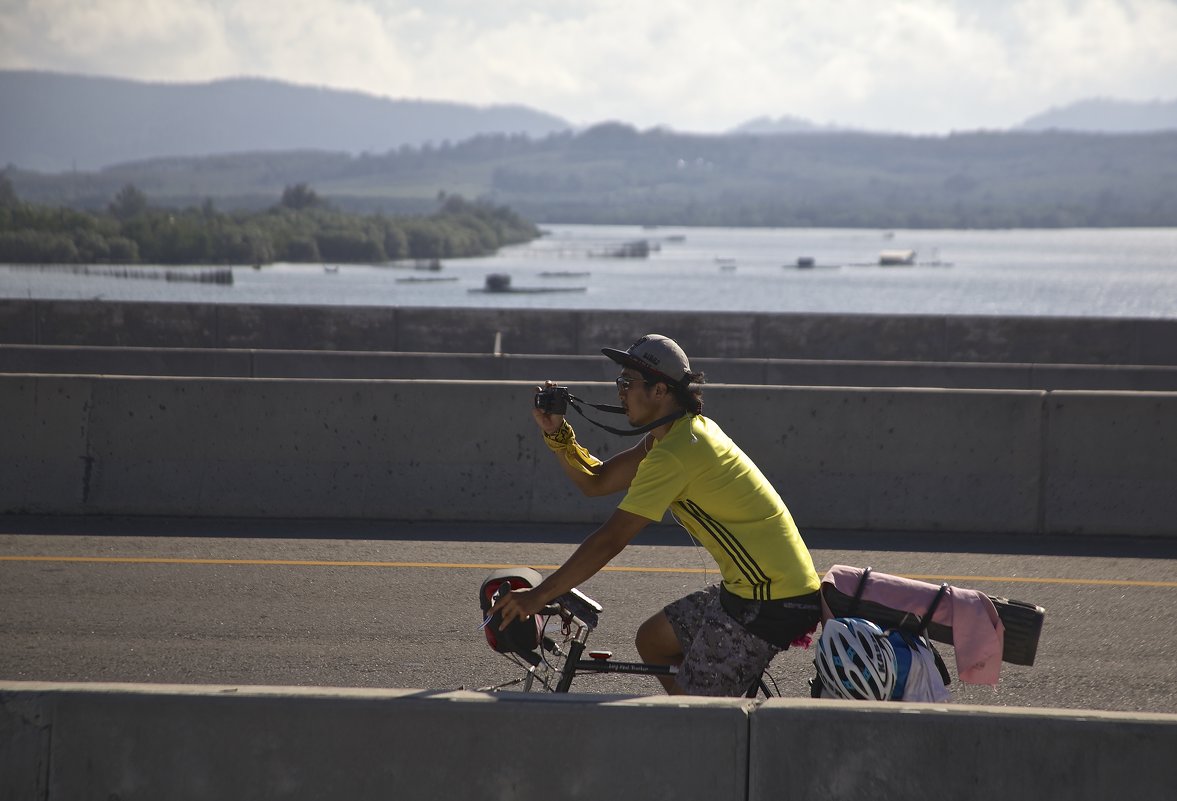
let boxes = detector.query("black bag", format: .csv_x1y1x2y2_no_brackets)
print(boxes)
821,566,1046,666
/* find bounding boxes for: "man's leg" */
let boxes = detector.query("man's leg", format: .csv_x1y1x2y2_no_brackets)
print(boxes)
636,611,685,694
675,590,781,697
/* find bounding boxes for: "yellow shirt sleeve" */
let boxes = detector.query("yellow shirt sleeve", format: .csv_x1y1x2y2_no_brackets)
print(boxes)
618,446,688,521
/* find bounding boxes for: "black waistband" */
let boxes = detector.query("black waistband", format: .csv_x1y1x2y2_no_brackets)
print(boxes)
720,584,821,614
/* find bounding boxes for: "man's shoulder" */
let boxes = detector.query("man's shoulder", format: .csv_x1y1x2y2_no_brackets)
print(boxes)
658,415,730,456
680,414,728,441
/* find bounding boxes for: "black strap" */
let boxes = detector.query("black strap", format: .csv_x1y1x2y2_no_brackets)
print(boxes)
918,583,950,636
565,394,684,437
849,566,873,615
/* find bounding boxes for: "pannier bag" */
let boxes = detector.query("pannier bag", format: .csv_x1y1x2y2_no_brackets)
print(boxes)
820,565,1045,686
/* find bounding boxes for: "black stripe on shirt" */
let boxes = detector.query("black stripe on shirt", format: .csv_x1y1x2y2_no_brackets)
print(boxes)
678,499,773,600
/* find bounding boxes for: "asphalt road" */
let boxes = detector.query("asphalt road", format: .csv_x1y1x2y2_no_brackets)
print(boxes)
2,517,1176,714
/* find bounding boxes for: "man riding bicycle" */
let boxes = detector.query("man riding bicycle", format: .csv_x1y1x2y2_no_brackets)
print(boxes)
491,334,822,696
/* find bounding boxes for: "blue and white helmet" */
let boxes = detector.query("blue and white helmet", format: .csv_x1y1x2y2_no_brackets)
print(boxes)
814,618,898,701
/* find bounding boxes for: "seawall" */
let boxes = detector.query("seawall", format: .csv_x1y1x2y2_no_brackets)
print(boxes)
4,299,1176,365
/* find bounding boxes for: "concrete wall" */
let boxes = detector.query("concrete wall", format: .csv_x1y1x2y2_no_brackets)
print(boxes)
1045,391,1177,535
4,299,1176,365
0,683,752,801
3,374,1174,536
3,682,1174,801
6,344,1177,391
750,697,1177,800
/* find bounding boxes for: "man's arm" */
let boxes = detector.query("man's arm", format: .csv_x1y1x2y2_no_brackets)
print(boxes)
550,428,651,497
533,386,650,497
492,508,651,626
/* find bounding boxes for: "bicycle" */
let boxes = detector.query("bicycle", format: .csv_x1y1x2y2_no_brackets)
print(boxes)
475,564,1047,700
475,567,777,697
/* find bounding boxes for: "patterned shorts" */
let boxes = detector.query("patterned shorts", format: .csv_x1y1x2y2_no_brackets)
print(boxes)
663,584,782,697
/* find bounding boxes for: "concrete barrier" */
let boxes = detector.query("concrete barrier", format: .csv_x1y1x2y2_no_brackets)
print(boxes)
4,299,1176,365
713,385,1045,534
0,344,257,378
0,682,753,801
3,682,1174,800
5,344,1177,390
750,698,1177,800
2,374,1172,535
1044,391,1177,535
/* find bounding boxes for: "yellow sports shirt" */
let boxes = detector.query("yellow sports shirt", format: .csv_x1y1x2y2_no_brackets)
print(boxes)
618,415,819,601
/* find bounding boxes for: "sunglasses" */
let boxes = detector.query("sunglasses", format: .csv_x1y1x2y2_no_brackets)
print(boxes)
615,376,650,391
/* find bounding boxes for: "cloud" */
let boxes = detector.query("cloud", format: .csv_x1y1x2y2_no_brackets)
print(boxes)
1,0,1175,133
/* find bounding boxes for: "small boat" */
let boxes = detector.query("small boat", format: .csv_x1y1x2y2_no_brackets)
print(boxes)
589,240,654,258
484,273,511,292
879,249,917,266
469,273,587,294
791,257,840,270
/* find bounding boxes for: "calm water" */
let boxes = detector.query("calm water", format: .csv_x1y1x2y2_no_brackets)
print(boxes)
3,225,1176,318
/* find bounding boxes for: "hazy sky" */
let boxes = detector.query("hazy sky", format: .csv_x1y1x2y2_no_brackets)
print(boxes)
2,0,1175,134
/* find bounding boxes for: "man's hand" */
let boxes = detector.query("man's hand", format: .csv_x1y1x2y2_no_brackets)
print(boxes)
533,380,566,435
490,585,548,629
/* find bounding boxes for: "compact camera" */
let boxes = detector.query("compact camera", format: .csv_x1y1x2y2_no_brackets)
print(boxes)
534,385,571,415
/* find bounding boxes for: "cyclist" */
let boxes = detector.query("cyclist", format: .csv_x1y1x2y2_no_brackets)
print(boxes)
491,333,822,696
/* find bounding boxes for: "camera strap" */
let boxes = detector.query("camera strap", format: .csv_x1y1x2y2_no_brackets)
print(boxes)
566,395,684,437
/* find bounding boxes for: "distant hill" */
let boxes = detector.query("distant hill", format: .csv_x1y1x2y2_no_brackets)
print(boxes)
9,122,1177,229
728,115,828,135
1018,98,1177,133
0,70,572,172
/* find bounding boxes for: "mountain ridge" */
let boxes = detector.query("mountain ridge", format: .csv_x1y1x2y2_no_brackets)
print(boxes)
4,71,1176,174
0,70,572,171
1017,97,1177,133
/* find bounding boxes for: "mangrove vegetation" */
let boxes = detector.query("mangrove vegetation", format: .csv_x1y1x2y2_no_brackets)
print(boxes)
0,178,539,265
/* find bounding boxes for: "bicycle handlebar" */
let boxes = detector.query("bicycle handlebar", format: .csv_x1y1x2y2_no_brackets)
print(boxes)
543,587,603,631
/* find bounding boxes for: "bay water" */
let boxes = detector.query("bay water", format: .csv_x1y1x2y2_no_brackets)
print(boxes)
3,225,1175,319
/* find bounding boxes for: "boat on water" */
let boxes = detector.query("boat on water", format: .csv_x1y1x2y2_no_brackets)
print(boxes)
879,249,917,266
791,257,840,269
469,273,588,294
588,240,656,258
876,249,953,267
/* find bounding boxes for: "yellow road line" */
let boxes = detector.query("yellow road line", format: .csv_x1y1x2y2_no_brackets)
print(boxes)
1,554,1175,588
0,555,555,569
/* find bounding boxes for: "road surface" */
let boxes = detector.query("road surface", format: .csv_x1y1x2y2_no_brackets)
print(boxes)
2,517,1175,713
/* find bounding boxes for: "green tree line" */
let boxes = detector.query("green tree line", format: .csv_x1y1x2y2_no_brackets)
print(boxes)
0,179,538,264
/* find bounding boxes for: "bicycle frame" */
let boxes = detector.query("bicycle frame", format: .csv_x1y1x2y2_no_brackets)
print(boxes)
479,581,770,697
555,626,677,693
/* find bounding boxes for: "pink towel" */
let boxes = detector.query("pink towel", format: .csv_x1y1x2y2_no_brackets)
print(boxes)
820,565,1005,687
